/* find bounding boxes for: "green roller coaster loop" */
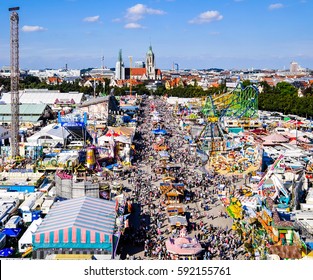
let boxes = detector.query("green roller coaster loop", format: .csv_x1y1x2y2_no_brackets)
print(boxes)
202,82,259,120
199,83,259,154
225,83,259,119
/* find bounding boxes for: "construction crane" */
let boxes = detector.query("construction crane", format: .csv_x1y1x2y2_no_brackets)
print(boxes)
9,7,20,159
172,62,179,72
128,56,133,96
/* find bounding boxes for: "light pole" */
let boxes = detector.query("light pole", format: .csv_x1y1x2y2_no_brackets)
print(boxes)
93,77,96,99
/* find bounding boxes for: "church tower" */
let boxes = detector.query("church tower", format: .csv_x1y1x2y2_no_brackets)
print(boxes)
146,44,155,80
115,49,125,80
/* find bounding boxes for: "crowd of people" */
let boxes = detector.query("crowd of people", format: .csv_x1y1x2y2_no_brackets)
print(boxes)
117,96,249,260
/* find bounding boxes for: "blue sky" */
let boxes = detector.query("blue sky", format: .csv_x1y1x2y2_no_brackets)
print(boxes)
0,0,312,70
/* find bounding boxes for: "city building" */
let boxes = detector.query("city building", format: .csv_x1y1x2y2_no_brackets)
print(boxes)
28,68,81,79
135,61,145,68
88,68,115,79
290,61,300,73
124,45,162,81
115,49,125,80
77,95,119,122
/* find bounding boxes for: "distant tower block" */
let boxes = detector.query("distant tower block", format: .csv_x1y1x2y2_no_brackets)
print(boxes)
290,61,299,73
9,7,20,158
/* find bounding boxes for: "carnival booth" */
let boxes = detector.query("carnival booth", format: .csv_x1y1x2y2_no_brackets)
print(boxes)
111,181,123,197
155,163,180,175
160,182,185,204
153,143,168,152
166,204,185,216
168,215,188,231
165,228,203,260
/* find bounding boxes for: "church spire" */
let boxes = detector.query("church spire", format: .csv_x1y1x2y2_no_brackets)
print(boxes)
146,44,155,80
118,49,123,62
115,48,125,80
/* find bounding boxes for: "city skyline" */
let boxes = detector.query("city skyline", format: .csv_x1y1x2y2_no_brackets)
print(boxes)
0,0,312,70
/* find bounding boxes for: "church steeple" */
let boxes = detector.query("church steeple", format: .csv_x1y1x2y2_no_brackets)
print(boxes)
146,44,155,80
118,49,123,63
115,49,125,80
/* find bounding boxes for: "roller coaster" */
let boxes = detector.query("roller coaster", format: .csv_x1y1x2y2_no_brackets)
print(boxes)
199,82,259,155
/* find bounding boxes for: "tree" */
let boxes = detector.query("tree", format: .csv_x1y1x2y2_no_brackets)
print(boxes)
242,80,251,88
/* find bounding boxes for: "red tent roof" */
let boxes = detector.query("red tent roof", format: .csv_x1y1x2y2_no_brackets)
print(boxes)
105,130,120,137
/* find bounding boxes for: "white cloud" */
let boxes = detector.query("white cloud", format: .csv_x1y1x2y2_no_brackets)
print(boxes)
189,10,223,24
124,23,144,29
268,3,284,10
126,4,165,21
112,18,121,23
83,15,100,22
22,25,46,32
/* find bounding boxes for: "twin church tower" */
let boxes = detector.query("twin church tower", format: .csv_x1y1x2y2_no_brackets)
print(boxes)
115,45,159,81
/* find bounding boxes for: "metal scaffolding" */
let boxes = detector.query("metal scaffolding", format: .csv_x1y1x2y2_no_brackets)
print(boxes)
9,7,20,158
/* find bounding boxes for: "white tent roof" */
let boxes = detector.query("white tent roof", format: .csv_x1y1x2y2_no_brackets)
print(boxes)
18,218,42,251
98,135,113,142
27,123,69,143
0,89,84,105
114,135,131,144
289,129,305,137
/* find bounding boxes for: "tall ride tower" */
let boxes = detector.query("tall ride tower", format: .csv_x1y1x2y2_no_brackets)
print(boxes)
9,7,20,158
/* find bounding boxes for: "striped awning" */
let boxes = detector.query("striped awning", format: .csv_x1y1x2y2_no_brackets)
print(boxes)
33,197,116,250
36,197,116,234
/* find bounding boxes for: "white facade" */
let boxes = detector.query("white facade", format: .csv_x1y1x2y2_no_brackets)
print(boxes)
135,61,145,68
290,61,299,73
18,218,43,253
0,66,11,77
115,61,125,80
28,69,81,78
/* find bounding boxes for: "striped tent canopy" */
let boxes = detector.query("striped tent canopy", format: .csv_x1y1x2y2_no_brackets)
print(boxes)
32,197,116,252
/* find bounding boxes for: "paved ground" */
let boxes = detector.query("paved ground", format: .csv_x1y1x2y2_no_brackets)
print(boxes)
114,97,247,260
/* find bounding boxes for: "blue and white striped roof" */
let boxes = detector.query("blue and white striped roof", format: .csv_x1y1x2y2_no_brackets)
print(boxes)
36,197,116,235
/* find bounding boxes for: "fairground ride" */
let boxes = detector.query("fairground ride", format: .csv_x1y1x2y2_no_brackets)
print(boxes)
198,83,259,156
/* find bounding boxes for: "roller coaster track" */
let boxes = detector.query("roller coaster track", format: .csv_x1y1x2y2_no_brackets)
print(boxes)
293,220,313,239
202,83,259,120
199,83,259,154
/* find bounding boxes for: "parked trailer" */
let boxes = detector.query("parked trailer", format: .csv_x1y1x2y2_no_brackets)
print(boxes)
4,215,22,229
